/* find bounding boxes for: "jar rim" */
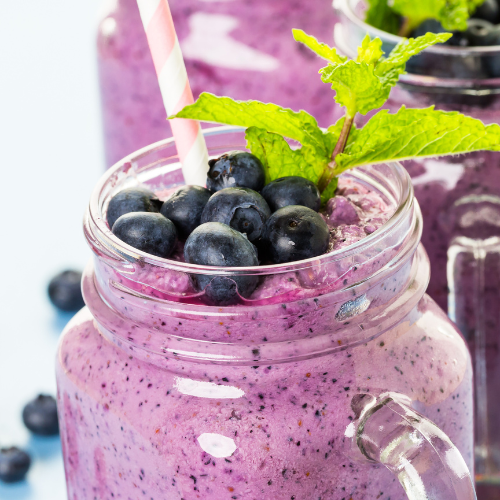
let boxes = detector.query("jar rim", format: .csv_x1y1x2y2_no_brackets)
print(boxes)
337,0,500,54
86,125,415,278
334,0,500,90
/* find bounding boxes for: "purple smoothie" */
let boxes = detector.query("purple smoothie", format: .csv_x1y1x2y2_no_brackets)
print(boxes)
56,131,474,499
97,0,340,167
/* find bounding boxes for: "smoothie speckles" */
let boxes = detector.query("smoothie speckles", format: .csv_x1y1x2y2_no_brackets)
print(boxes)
57,292,472,499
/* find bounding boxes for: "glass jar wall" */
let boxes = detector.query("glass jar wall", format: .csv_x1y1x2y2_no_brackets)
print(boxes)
56,128,475,499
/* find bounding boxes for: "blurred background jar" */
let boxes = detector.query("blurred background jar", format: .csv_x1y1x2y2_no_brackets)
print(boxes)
97,0,339,167
335,1,500,498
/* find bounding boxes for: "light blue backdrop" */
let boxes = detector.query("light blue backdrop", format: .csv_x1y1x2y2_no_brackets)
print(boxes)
0,1,104,498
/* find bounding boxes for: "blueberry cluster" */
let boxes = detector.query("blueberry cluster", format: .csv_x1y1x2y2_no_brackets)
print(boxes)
412,0,500,47
0,395,59,484
107,151,331,304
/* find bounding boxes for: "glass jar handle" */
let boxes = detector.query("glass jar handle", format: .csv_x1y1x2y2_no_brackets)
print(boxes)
347,392,476,500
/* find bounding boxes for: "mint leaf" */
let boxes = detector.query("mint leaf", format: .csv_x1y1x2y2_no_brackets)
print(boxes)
335,106,500,173
378,32,452,69
245,127,335,186
244,119,355,198
320,61,390,117
245,126,337,204
357,35,384,65
173,31,482,202
245,127,307,183
365,0,401,35
172,92,327,154
319,33,450,117
439,0,471,31
292,29,346,64
389,0,486,32
376,32,452,87
327,119,360,149
391,0,444,30
320,177,339,205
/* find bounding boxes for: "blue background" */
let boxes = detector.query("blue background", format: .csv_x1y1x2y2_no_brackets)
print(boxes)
0,1,103,498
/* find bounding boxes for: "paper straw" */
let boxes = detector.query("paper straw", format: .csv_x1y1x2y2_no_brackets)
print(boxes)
136,0,209,186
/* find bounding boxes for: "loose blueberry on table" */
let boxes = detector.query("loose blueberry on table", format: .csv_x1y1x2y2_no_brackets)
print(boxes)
0,447,31,484
107,28,500,305
48,270,85,312
22,394,59,436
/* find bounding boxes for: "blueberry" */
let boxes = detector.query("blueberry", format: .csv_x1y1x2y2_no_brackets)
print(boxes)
22,394,59,436
207,151,266,192
0,447,31,483
107,186,162,229
473,0,500,24
484,28,500,75
112,213,178,258
160,185,211,239
410,19,448,39
261,176,321,212
261,206,330,264
464,19,496,46
184,222,259,305
201,188,271,242
410,19,472,47
48,270,85,312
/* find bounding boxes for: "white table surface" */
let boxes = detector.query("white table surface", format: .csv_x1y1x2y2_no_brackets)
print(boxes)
0,1,104,498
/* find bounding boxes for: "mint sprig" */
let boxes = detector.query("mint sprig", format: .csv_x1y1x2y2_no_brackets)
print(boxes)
298,30,451,193
172,30,499,204
316,31,452,118
367,0,487,35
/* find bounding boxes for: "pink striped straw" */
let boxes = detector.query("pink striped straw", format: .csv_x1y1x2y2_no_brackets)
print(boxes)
136,0,209,186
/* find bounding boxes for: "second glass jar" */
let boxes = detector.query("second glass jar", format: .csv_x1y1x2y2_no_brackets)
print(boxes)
334,0,500,495
97,0,340,167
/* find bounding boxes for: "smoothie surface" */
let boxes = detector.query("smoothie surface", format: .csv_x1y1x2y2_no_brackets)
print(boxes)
135,177,395,303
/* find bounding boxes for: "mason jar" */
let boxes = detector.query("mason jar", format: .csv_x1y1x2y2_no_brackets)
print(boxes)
56,127,475,499
96,0,339,167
